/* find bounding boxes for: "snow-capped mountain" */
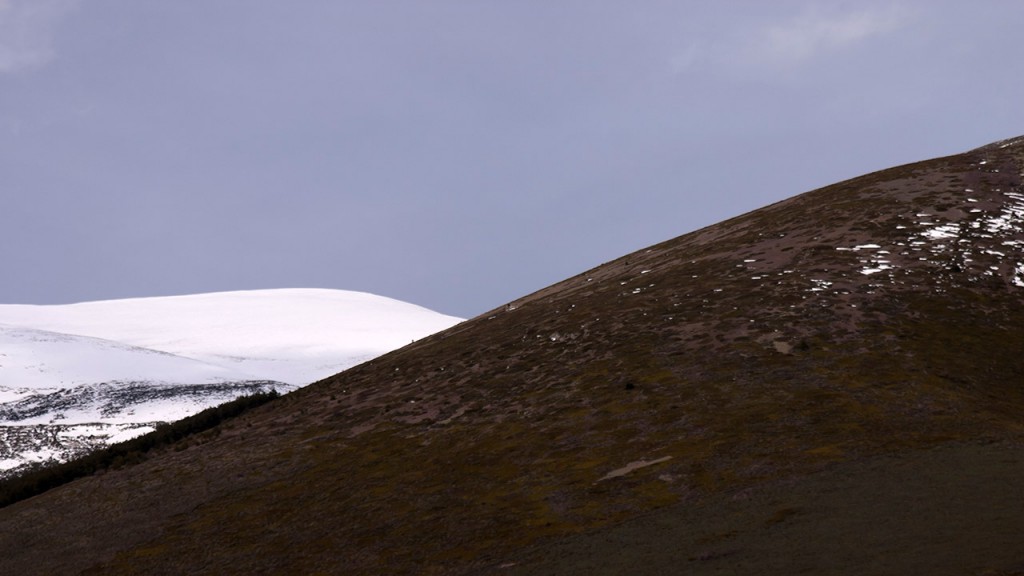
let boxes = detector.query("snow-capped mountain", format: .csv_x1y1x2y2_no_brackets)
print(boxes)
0,289,462,474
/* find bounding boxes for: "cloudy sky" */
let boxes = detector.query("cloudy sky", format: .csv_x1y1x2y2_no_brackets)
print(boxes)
1,1,1021,318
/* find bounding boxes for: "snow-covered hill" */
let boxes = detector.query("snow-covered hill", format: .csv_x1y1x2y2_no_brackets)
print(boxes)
0,289,462,474
0,288,462,385
0,324,255,398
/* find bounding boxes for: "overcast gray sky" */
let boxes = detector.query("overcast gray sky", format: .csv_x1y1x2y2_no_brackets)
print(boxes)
1,1,1021,318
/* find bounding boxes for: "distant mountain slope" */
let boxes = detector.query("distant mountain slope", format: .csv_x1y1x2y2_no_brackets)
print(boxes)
0,289,462,474
0,288,463,385
0,324,250,398
1,138,1023,575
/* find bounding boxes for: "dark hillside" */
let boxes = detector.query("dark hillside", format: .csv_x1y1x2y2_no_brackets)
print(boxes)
2,136,1024,574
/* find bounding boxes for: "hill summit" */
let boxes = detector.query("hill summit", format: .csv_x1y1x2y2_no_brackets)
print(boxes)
2,137,1024,575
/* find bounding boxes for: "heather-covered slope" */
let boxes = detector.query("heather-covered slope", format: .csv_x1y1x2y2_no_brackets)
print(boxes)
2,138,1024,575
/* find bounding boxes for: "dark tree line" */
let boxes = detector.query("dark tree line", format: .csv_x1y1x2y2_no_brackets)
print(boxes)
0,390,280,509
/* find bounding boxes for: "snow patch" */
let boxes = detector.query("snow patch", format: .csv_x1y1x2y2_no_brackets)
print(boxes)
809,187,1024,296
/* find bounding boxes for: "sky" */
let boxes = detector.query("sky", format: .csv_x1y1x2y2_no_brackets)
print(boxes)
1,1,1022,318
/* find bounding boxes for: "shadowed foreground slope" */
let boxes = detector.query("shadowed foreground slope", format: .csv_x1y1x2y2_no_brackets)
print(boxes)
2,137,1024,574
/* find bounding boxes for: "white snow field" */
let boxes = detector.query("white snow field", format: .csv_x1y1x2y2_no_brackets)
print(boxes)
0,288,463,386
0,289,462,473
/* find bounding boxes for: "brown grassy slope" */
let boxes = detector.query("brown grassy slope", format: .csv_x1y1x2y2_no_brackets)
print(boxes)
2,137,1024,575
502,441,1024,576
